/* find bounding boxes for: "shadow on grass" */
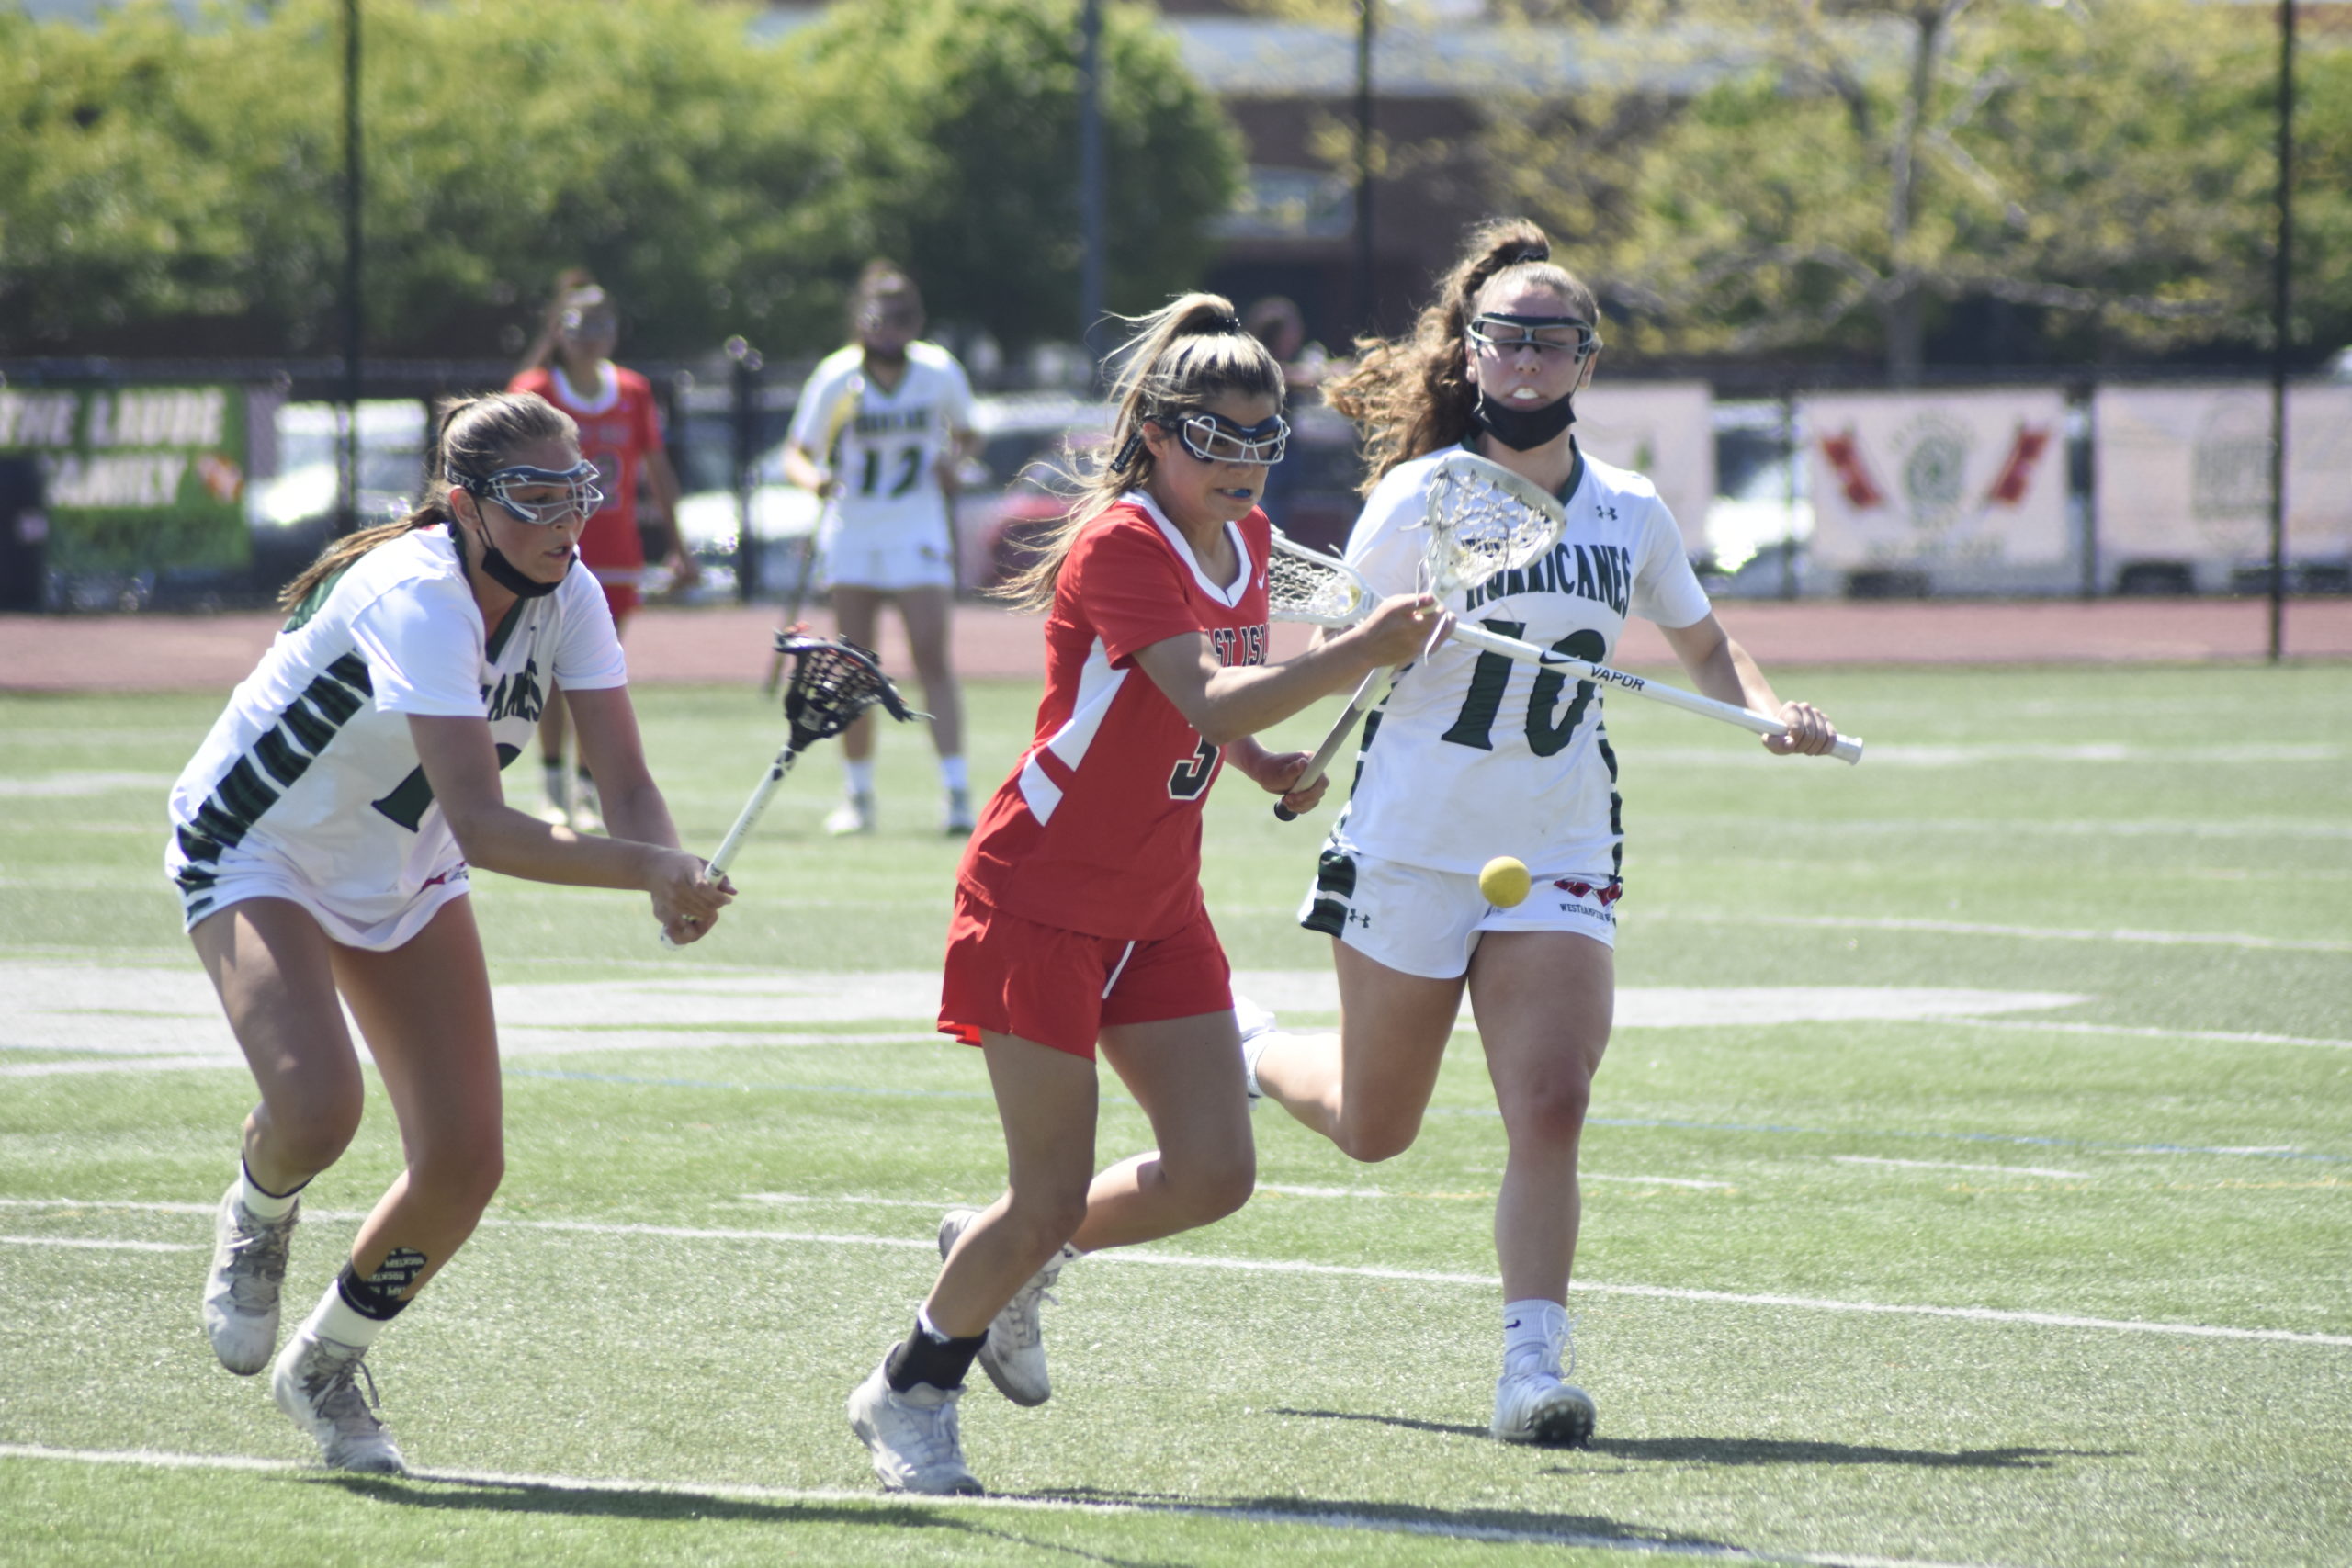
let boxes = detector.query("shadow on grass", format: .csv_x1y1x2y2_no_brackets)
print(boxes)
1271,1406,1487,1439
1274,1407,2109,1471
1043,1485,1743,1554
311,1475,1182,1568
1586,1436,2106,1470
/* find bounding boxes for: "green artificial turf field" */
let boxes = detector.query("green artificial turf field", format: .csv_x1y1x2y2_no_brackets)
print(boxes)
1,663,2346,1567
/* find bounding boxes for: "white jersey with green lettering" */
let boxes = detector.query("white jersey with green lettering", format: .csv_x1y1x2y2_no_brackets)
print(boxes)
789,341,973,538
1328,440,1712,879
164,526,626,931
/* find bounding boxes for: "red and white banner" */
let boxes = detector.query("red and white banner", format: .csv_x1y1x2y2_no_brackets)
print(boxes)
1800,390,2069,570
2093,385,2352,564
1573,381,1713,554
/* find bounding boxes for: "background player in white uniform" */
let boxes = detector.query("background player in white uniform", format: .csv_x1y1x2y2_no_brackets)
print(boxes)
1241,220,1842,1449
782,260,979,834
171,392,731,1473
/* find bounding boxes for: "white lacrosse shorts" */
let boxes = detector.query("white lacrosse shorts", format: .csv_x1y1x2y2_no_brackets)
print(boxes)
1296,844,1620,979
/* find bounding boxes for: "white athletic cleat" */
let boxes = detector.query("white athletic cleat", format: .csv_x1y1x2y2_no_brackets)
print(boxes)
944,787,976,836
1492,1369,1597,1447
272,1328,406,1473
202,1182,299,1376
1234,994,1278,1101
1492,1315,1595,1447
847,1361,983,1495
568,776,605,835
938,1208,1072,1407
537,769,571,827
825,791,877,836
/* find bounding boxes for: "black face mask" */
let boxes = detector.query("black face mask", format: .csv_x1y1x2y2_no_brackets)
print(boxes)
1471,388,1577,452
451,513,563,600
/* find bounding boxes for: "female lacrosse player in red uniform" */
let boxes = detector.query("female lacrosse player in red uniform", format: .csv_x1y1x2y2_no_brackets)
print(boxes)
1241,220,1842,1449
509,283,695,831
846,295,1449,1495
174,391,730,1473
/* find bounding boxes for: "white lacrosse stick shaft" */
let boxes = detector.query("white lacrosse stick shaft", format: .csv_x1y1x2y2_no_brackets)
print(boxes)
1442,621,1864,764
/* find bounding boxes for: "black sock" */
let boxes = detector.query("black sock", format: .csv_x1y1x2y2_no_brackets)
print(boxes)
334,1248,425,1323
884,1315,987,1393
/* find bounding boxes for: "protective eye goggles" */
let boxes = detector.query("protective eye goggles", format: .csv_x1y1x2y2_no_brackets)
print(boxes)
452,460,605,526
1466,313,1602,359
1167,410,1290,466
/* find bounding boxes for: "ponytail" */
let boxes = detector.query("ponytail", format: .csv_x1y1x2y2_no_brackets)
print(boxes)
995,294,1283,615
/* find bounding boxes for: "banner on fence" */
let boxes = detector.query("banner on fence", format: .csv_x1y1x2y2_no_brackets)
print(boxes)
1571,381,1713,554
0,385,250,575
2093,385,2352,564
1801,389,2068,571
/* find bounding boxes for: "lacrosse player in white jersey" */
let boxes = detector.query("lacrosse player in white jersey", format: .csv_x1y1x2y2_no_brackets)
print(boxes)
1240,220,1843,1449
782,260,979,835
169,391,732,1473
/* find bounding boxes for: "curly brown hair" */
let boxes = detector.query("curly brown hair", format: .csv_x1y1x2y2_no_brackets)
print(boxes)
1324,218,1598,493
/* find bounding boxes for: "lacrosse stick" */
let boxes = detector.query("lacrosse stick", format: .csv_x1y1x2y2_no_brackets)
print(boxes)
665,630,922,946
1267,532,1862,769
1272,451,1570,820
763,372,865,694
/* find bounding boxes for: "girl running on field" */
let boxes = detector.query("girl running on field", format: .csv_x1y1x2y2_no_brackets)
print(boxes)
846,295,1451,1495
175,391,731,1473
1240,220,1843,1449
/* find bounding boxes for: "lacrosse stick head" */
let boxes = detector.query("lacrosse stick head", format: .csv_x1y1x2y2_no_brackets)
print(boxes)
773,630,922,750
1417,451,1568,595
1264,532,1376,628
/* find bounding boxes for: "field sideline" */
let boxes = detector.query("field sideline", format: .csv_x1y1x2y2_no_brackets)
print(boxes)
1,660,2347,1567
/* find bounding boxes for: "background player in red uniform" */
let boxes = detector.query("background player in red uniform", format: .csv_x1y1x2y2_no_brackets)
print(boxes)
843,295,1451,1495
509,283,695,830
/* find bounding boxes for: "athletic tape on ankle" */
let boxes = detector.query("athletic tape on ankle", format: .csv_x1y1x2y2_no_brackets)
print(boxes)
336,1248,426,1321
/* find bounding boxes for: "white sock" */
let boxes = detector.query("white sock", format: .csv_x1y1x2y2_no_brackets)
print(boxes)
541,761,566,801
235,1160,300,1221
938,755,968,794
844,760,876,796
301,1278,390,1350
1502,1298,1570,1378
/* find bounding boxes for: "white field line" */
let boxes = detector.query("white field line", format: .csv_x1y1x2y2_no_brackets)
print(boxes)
1669,815,2352,843
1661,911,2352,955
0,1055,237,1077
1926,1017,2352,1052
0,1235,196,1252
6,1197,2346,1349
740,1192,958,1211
1256,1176,1735,1196
0,1445,2013,1568
1833,1156,2092,1181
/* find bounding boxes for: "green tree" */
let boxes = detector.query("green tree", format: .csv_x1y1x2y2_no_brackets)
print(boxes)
787,0,1245,349
0,0,1246,360
1480,0,2352,377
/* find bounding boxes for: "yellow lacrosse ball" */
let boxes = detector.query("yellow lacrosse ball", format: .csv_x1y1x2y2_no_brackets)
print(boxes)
1478,856,1532,908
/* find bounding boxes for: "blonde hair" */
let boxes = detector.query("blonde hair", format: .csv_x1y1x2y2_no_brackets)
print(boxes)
1324,218,1598,493
996,293,1284,615
276,391,579,611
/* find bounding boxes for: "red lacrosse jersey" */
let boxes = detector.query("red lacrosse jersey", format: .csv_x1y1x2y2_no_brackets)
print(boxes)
508,362,665,586
958,495,1272,942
